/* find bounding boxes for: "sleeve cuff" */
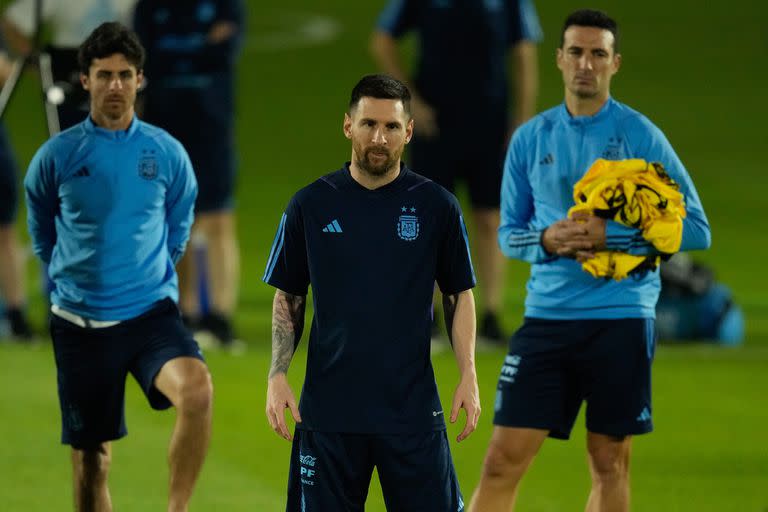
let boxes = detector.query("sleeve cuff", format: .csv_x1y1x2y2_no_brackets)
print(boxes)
605,221,639,251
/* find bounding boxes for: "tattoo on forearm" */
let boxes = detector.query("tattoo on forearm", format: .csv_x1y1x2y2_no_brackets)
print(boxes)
442,293,459,347
269,291,306,378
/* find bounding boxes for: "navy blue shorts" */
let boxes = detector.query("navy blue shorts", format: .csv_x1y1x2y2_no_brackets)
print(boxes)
49,299,204,449
493,317,656,439
142,83,236,213
409,112,507,209
0,124,19,225
286,430,464,512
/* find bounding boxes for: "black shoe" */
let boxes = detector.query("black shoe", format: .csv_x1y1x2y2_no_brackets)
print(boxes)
181,313,200,332
196,312,246,354
479,311,505,344
200,312,233,343
7,308,34,342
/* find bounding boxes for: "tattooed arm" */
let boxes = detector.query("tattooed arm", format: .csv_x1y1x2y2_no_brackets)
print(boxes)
269,290,307,378
442,289,481,442
266,290,306,440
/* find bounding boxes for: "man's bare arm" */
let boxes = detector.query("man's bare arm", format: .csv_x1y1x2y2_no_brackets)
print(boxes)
442,289,480,442
510,41,539,131
269,290,306,378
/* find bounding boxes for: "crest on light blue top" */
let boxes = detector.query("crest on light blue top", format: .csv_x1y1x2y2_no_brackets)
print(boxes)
138,156,158,180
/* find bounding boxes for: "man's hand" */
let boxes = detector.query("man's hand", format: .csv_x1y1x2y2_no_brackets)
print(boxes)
0,53,12,85
266,372,301,441
542,213,607,259
450,372,481,442
208,21,238,44
411,96,438,137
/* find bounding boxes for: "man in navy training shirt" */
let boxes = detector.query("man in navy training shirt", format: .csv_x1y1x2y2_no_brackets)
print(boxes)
372,0,543,343
469,10,711,512
134,0,245,351
264,74,481,512
24,23,212,512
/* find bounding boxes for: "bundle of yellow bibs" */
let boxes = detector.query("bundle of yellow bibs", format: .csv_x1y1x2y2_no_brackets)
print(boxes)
567,158,687,280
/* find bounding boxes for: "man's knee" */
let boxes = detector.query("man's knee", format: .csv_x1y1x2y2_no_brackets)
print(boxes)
195,212,236,240
473,208,501,233
175,368,214,415
73,444,111,482
587,436,630,484
481,440,532,483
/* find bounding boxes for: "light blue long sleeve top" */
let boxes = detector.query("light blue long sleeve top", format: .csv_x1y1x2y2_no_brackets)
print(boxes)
25,116,197,320
500,98,711,319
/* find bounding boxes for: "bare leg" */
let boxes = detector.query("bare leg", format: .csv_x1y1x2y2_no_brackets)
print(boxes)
72,443,113,512
154,357,213,512
176,242,199,319
469,427,548,511
471,208,504,313
585,432,632,512
197,211,240,316
0,224,25,306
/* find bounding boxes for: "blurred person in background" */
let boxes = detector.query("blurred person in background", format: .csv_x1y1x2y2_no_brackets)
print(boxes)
1,0,137,130
469,9,710,511
25,23,211,510
264,74,480,511
371,0,543,344
0,39,33,340
134,0,245,351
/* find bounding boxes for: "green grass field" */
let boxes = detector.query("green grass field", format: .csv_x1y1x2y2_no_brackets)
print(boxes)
1,0,767,509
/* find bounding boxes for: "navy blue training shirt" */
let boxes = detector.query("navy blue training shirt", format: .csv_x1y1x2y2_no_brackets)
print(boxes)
377,0,543,115
134,0,244,129
134,0,244,82
264,164,476,434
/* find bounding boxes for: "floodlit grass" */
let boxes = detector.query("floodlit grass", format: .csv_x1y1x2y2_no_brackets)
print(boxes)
0,341,766,510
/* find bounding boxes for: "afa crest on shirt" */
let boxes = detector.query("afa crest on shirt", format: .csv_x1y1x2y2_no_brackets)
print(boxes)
397,214,420,241
138,156,158,180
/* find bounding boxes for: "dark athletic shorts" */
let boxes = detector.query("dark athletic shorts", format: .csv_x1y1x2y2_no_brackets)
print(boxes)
50,298,204,449
408,112,507,209
142,81,236,213
286,430,464,512
493,317,656,439
0,124,18,225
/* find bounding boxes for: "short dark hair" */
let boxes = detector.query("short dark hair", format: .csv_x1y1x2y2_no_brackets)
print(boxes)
561,9,620,52
349,74,411,116
78,22,145,75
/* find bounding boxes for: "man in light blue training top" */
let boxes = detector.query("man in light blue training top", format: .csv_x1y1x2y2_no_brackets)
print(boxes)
25,22,212,511
469,9,711,512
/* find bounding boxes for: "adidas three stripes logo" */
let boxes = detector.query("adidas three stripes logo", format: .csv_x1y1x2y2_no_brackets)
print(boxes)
322,220,343,233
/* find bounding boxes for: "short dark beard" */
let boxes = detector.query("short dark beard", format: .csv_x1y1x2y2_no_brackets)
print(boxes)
354,143,401,177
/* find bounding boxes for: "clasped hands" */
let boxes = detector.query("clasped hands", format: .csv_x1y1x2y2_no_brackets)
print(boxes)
542,212,607,262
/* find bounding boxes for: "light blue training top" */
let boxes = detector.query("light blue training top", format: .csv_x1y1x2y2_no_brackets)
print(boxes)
25,116,197,320
500,97,711,319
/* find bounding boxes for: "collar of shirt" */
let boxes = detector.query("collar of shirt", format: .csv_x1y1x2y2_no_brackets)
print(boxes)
84,114,139,141
559,97,615,127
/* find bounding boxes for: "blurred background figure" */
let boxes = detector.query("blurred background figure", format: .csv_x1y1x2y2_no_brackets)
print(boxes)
656,254,744,345
134,0,245,351
1,0,138,130
371,0,543,344
0,41,32,341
